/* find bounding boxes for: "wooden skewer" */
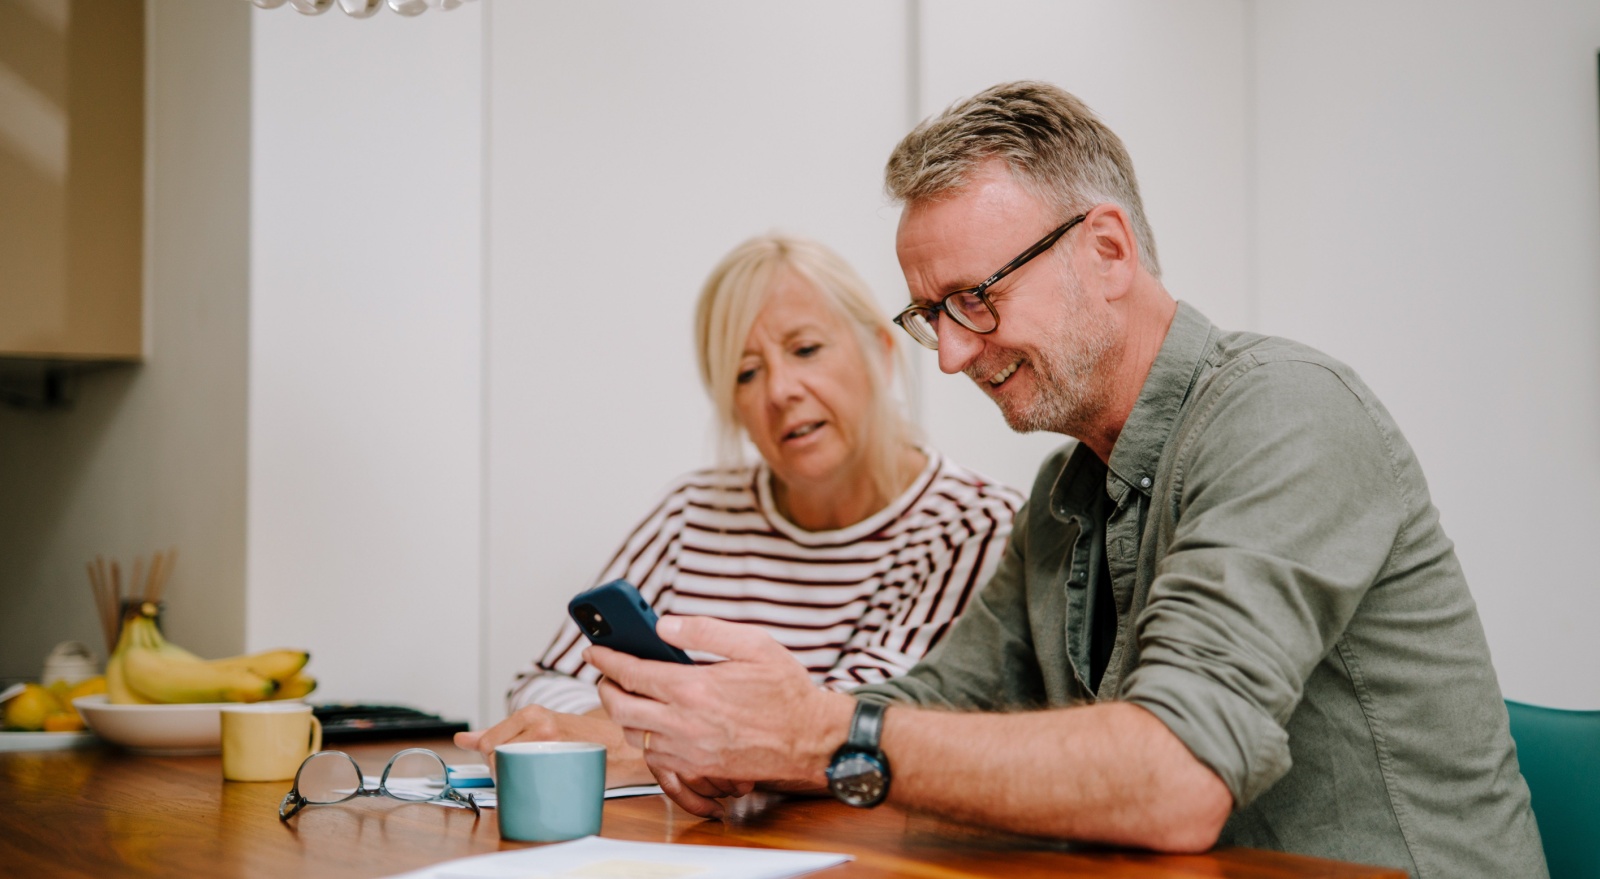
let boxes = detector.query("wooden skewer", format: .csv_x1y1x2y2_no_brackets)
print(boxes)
145,553,160,604
97,557,109,625
93,556,122,652
150,548,176,604
88,561,112,653
85,550,178,652
102,565,114,648
110,559,123,630
149,554,159,602
148,552,163,604
105,572,117,648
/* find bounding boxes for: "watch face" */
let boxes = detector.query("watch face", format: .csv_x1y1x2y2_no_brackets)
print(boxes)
827,751,888,807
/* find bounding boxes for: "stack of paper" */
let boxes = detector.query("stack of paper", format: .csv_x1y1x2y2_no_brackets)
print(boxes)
386,836,851,879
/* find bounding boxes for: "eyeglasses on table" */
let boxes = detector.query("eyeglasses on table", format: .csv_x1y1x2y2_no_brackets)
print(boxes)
279,747,480,821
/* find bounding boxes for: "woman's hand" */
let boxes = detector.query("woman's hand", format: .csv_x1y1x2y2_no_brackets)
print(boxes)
453,704,655,788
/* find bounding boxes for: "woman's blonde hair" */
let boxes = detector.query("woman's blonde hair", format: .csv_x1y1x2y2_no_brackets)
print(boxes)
693,234,917,504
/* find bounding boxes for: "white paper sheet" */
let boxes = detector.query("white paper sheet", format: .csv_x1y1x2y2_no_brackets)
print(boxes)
384,836,850,879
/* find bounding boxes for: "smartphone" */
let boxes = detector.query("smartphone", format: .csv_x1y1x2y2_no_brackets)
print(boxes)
567,579,692,664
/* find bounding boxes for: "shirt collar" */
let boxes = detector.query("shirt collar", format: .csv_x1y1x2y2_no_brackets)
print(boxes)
1104,300,1215,497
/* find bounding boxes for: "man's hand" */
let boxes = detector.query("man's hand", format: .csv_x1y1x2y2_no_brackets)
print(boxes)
649,768,755,820
588,616,854,817
453,704,654,788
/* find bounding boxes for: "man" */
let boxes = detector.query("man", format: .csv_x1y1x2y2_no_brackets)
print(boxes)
588,81,1547,877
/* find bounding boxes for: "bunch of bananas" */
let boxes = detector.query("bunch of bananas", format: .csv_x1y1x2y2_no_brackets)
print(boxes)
106,602,317,705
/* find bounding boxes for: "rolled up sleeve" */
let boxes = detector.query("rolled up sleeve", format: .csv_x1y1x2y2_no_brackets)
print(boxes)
1122,358,1405,806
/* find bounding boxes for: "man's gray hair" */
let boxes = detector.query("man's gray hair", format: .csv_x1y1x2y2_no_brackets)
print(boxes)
885,81,1161,278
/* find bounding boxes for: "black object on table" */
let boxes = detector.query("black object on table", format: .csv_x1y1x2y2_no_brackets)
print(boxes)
312,704,470,743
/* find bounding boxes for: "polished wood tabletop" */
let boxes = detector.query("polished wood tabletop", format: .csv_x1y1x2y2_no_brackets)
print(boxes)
0,737,1406,878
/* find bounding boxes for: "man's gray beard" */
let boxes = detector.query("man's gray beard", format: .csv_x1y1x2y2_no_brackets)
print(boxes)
994,296,1119,437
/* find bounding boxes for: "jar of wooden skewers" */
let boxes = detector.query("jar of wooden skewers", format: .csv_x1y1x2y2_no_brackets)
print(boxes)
86,549,178,655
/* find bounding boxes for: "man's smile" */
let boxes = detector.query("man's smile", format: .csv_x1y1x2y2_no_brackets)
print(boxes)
987,359,1022,386
969,357,1025,392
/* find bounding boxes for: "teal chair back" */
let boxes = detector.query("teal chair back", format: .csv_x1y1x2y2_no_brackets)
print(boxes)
1505,700,1600,879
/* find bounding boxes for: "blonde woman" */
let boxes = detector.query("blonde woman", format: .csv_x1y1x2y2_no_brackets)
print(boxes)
458,234,1021,786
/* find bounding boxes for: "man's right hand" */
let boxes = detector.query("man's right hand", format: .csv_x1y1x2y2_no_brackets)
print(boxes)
589,615,855,819
453,704,654,789
650,768,754,820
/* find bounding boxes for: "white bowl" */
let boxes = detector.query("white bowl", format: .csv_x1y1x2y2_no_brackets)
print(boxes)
74,695,299,756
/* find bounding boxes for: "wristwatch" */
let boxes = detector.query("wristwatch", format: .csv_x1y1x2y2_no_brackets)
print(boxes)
826,699,891,808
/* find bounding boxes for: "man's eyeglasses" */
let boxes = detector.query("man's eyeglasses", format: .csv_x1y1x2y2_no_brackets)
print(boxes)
278,748,480,821
893,212,1089,351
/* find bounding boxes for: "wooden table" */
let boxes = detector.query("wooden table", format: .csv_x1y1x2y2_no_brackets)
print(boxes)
0,737,1406,878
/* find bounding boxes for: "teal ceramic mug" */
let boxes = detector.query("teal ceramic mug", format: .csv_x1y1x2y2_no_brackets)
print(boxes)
494,741,606,842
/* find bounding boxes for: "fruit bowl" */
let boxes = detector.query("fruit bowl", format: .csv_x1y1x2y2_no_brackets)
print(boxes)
73,695,226,755
74,695,299,756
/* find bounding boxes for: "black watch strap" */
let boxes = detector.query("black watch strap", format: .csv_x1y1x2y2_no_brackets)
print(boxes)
828,699,892,808
846,699,888,752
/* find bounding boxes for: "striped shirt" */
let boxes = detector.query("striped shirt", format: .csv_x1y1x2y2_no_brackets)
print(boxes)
509,450,1024,714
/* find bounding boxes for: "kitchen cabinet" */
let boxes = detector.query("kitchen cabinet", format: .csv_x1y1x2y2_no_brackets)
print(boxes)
0,0,144,366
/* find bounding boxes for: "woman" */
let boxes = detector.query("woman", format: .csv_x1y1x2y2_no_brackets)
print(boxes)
457,234,1022,786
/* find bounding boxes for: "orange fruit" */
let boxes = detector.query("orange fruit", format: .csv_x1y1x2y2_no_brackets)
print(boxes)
43,712,86,733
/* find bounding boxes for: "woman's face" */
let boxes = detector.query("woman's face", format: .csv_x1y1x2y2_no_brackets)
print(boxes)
734,273,884,499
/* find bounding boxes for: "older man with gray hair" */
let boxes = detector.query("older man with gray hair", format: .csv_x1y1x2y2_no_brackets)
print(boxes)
589,81,1547,878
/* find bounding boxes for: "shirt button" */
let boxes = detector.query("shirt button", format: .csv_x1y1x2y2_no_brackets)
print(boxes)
1139,477,1152,489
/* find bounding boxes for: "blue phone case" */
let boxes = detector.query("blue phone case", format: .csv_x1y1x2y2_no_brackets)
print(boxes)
567,579,693,664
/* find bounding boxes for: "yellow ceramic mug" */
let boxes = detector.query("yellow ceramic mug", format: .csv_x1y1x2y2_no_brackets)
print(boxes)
220,703,322,782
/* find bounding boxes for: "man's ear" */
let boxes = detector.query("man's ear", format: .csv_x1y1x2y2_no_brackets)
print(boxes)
1081,204,1139,300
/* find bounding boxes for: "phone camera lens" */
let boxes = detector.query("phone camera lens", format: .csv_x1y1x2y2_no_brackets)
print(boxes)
574,603,612,638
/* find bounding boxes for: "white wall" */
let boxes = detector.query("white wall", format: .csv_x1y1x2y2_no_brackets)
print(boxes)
1252,0,1600,709
481,1,913,720
247,8,485,722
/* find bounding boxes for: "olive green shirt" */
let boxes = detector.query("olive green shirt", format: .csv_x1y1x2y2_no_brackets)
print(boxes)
856,302,1546,878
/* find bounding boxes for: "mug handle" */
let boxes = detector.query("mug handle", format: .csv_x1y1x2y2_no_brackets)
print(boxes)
308,716,323,753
